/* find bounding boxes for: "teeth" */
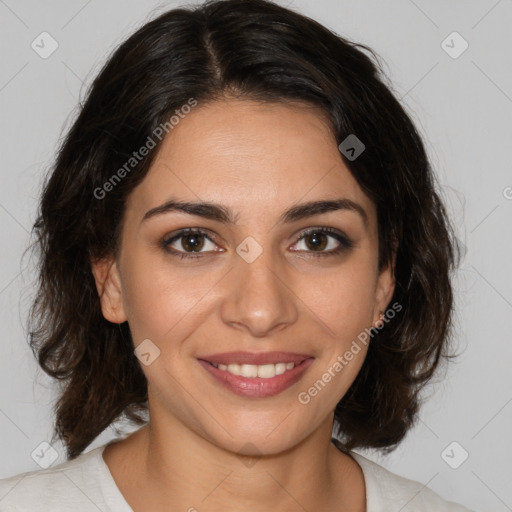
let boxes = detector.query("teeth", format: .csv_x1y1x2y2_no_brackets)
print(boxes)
257,364,275,378
241,364,259,378
275,363,287,375
228,364,241,376
212,361,297,378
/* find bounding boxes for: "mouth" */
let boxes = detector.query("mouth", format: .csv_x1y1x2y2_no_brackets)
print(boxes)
207,360,299,378
197,351,314,398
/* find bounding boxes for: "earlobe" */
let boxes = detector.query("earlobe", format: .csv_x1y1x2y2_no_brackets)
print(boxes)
90,256,127,324
373,256,396,324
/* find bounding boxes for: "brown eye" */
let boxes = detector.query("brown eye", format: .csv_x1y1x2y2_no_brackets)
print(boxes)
290,227,354,257
180,232,205,252
162,228,220,258
304,231,328,251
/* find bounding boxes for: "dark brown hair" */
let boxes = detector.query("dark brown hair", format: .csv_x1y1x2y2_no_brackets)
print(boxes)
28,0,459,460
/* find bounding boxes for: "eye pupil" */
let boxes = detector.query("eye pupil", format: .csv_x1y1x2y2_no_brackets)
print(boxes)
182,233,204,252
305,232,327,251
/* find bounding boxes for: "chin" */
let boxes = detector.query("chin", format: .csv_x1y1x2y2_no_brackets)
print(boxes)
203,418,314,458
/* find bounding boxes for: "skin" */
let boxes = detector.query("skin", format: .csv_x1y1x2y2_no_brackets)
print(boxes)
92,98,395,512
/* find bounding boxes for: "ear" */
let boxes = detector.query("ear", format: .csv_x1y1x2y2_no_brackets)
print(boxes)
90,256,127,324
372,252,396,325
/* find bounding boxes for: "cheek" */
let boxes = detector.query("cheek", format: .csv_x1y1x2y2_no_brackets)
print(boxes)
295,262,375,411
119,250,218,343
299,257,378,338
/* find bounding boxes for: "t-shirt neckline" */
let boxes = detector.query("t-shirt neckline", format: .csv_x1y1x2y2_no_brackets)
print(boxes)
89,443,134,511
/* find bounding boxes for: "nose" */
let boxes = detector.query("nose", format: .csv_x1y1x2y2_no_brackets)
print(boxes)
219,248,299,338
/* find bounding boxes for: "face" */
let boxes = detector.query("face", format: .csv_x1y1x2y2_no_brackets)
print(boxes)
92,99,395,456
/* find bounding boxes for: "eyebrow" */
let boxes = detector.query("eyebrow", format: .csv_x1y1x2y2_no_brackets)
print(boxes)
141,197,368,227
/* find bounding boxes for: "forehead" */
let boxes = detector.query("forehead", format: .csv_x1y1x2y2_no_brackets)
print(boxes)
125,99,376,226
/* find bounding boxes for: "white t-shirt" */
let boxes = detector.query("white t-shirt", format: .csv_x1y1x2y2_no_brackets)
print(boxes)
0,442,473,511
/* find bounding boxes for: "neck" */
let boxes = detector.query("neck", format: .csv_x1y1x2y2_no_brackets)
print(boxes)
104,411,365,511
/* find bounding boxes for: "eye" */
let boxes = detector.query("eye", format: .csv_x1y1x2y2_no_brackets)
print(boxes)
290,227,353,256
161,228,221,259
161,226,353,260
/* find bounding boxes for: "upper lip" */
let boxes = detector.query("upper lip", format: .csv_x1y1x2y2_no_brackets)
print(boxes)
198,351,313,365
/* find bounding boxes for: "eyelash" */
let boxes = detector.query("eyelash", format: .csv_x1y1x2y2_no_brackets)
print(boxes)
160,227,354,260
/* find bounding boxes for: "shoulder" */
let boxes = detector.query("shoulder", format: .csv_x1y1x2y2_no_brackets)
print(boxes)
350,452,475,512
0,445,118,512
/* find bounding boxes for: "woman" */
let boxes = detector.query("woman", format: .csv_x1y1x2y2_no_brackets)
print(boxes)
0,0,473,510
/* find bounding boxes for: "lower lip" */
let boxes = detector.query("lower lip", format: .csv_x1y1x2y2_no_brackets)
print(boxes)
198,358,314,398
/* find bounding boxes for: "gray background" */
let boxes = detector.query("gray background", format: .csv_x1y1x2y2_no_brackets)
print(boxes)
0,1,511,510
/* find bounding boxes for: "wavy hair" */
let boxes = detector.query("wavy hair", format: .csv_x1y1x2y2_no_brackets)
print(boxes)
28,0,459,460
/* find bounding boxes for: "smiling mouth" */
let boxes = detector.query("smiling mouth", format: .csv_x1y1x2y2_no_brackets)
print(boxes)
206,361,299,379
196,351,314,397
197,352,314,398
